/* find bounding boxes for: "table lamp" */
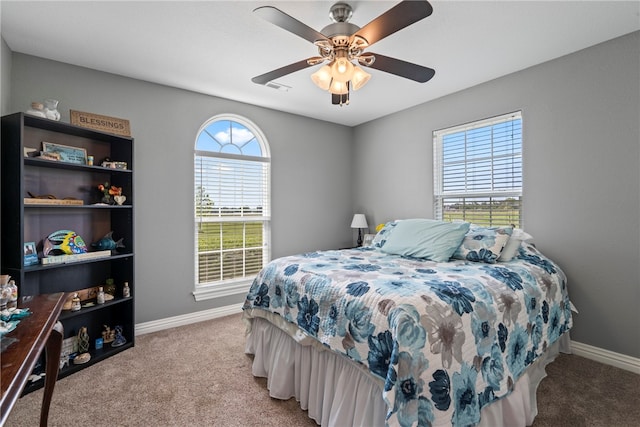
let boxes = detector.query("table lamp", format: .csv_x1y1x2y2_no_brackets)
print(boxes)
351,214,368,247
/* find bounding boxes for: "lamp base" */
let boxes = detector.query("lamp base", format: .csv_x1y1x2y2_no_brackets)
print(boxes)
357,229,363,247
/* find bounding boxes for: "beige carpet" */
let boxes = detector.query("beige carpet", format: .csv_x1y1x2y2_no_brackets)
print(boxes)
5,313,640,427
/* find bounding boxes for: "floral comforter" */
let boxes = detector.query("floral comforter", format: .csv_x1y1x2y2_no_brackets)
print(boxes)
242,243,572,427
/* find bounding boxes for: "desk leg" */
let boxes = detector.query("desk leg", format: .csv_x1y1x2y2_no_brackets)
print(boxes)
40,323,63,427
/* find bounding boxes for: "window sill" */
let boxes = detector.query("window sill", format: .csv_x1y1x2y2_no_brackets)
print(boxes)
192,279,253,302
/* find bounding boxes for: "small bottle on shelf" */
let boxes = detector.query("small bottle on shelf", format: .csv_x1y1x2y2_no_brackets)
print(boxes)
97,287,105,305
122,282,130,298
7,279,18,310
71,293,81,311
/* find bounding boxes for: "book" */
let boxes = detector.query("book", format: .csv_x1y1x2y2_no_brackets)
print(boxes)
41,250,111,266
24,198,84,206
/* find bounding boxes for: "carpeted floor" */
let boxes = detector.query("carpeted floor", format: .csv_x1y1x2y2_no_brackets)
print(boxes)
5,313,640,426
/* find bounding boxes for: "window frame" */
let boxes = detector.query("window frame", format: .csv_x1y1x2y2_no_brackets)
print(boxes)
193,114,271,302
433,111,523,227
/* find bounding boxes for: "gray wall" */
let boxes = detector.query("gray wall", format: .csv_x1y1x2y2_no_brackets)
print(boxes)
7,54,354,323
1,37,11,114
353,31,640,358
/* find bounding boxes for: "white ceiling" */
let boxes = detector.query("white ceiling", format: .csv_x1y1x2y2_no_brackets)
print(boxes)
2,1,639,126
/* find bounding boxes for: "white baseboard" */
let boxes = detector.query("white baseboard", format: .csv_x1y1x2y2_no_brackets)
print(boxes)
134,307,640,375
571,340,640,374
135,303,244,336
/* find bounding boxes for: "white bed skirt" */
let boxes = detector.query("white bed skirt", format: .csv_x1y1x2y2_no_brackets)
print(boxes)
243,309,571,427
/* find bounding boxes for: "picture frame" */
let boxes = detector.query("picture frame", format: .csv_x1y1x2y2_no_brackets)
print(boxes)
42,141,87,165
24,241,38,266
363,233,376,246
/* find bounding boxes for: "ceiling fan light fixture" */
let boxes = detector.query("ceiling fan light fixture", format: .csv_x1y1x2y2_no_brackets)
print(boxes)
351,66,371,91
252,1,435,107
311,64,333,91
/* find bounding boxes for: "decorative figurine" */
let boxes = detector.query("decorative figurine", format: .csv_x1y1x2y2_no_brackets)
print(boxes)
97,182,122,205
122,282,130,298
111,325,126,347
102,325,115,343
77,326,90,353
91,231,124,252
43,229,88,256
104,278,116,296
71,293,81,311
59,353,70,370
73,326,91,364
43,99,61,121
25,102,46,118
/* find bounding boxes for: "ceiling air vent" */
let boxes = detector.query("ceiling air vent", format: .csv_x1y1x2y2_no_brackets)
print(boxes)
265,81,291,91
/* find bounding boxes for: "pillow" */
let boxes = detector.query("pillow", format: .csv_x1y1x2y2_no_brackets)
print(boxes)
380,219,470,262
452,225,513,264
371,220,400,249
498,228,534,262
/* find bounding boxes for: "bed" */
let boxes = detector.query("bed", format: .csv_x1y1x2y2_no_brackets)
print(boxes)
242,219,573,427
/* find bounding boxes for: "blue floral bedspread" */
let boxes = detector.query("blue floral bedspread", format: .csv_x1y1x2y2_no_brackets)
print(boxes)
242,242,572,427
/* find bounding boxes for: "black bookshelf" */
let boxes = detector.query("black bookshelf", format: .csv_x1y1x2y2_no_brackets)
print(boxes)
1,112,135,393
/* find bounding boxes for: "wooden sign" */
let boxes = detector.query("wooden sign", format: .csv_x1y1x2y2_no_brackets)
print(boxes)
70,110,131,136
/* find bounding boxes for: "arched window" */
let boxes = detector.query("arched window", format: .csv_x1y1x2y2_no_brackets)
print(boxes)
194,115,270,301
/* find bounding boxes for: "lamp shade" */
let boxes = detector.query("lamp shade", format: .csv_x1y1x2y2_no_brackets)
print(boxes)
331,57,355,83
351,66,371,91
311,65,332,91
350,214,368,229
329,79,349,95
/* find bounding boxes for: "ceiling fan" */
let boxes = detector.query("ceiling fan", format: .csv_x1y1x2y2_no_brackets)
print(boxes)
252,0,436,106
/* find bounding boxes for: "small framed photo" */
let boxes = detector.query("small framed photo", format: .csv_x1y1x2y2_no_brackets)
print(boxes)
24,241,38,266
42,141,87,165
363,233,376,246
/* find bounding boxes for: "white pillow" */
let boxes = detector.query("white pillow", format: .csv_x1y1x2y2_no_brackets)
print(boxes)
498,228,533,261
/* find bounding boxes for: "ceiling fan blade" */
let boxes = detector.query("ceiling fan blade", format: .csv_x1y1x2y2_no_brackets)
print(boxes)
353,0,433,47
254,6,331,45
252,59,316,85
365,53,435,83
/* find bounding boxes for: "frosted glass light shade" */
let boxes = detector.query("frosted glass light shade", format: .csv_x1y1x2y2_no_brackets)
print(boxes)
311,65,332,91
331,58,354,83
351,214,368,229
329,79,349,95
351,66,371,90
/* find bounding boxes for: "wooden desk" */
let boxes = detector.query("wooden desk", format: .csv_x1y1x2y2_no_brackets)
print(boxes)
1,292,65,427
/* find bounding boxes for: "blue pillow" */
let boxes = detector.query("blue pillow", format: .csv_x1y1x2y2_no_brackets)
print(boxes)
452,225,513,264
371,220,400,249
380,219,470,262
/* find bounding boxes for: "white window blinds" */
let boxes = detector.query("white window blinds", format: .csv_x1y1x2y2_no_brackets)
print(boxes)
434,111,522,227
195,153,270,284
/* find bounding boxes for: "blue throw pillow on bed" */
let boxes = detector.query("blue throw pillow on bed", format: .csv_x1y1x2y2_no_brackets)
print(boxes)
452,225,513,264
371,220,400,248
380,219,470,262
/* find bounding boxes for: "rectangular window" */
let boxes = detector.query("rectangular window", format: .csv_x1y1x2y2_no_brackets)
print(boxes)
195,153,270,294
433,111,522,227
